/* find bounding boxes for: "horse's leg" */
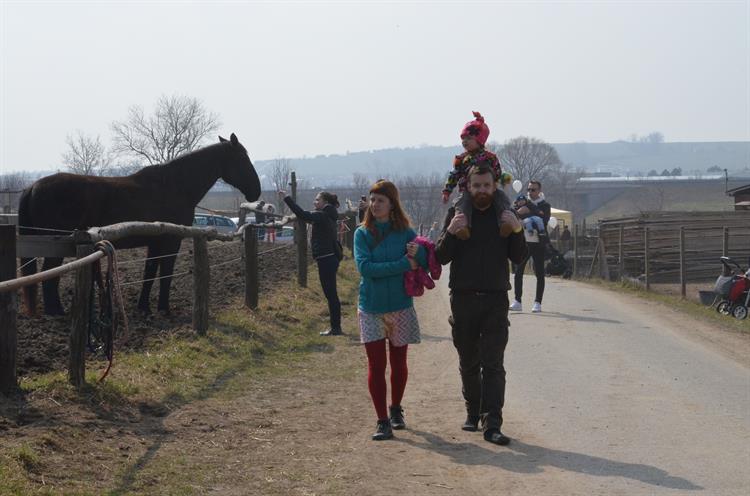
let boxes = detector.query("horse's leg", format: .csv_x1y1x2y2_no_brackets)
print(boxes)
41,257,65,315
156,238,182,314
137,245,161,314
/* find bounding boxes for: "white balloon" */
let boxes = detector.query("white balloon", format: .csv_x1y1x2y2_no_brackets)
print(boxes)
548,216,558,229
512,180,523,193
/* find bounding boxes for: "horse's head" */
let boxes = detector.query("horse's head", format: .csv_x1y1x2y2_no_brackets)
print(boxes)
219,133,261,202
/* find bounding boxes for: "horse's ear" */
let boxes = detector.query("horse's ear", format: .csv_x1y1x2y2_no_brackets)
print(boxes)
230,133,239,146
219,135,228,143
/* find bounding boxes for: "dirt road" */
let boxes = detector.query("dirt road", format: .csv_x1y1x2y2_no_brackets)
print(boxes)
85,273,749,495
312,275,750,496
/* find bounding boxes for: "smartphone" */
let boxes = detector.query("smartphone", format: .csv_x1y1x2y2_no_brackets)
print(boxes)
361,195,367,202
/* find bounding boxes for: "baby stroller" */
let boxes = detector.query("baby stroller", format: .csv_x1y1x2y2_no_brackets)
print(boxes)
714,256,750,320
545,242,572,279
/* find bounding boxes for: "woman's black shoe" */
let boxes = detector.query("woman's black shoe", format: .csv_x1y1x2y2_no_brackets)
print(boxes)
372,419,393,441
389,405,406,430
320,328,342,336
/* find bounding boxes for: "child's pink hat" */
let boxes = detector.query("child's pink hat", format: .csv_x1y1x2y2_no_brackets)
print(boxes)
460,111,490,146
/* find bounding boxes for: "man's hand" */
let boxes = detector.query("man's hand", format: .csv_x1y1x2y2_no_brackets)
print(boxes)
516,206,530,216
447,212,467,235
442,191,450,204
501,210,522,232
277,190,287,200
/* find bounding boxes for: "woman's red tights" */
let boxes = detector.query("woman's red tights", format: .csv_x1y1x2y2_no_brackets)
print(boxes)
364,339,408,421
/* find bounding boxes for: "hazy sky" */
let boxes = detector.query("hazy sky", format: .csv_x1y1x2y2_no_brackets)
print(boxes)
1,0,748,173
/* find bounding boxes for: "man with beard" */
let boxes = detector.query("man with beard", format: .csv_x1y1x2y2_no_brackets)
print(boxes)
435,162,527,445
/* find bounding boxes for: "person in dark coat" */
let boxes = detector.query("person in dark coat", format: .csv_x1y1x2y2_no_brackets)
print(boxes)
435,163,527,446
278,190,343,335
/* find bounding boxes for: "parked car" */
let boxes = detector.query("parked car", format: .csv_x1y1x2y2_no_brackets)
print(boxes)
275,225,295,243
192,214,238,234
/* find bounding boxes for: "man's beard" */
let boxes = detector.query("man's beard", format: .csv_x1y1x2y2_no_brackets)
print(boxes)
471,192,492,209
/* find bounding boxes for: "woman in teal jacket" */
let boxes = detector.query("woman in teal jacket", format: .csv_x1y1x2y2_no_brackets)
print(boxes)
354,180,427,441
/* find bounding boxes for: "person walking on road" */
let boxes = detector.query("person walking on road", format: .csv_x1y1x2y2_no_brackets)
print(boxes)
354,180,427,441
435,163,527,445
511,180,551,313
279,190,343,336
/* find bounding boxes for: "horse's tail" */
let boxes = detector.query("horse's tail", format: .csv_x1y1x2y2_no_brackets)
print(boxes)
18,187,37,316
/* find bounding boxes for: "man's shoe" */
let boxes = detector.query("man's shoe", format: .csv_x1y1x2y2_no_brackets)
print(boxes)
461,415,480,432
531,302,542,313
372,419,393,441
484,429,511,446
320,328,343,336
389,405,406,430
509,300,522,312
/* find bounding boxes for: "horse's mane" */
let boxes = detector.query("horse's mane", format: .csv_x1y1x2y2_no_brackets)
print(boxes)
130,141,229,181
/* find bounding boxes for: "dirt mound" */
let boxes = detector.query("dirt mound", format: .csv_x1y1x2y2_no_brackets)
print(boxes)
15,239,302,377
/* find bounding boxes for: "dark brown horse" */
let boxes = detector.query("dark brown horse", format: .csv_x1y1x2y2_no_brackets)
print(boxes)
19,133,261,315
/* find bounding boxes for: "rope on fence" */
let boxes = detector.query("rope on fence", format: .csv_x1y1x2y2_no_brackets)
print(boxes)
258,244,295,256
118,270,192,287
16,225,76,234
209,256,243,269
114,250,187,266
17,257,38,272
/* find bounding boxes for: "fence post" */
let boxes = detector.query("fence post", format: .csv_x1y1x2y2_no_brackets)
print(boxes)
69,243,94,389
679,226,686,298
345,212,356,252
618,225,624,279
644,226,650,291
723,226,729,257
244,227,259,310
0,225,17,394
573,224,578,277
291,171,308,288
192,236,209,335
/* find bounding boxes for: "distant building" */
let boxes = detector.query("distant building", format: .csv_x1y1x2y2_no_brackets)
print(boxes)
727,184,750,211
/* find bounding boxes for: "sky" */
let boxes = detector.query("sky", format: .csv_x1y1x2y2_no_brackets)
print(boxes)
1,0,749,173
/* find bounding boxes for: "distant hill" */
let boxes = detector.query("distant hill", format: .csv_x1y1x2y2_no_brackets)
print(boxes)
253,141,750,187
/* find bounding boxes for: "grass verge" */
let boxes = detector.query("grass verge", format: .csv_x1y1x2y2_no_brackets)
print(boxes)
0,258,360,496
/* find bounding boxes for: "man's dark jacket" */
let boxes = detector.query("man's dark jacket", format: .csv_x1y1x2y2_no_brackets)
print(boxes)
435,204,527,294
283,196,338,259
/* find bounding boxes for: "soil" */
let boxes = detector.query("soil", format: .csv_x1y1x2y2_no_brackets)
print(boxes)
15,239,300,377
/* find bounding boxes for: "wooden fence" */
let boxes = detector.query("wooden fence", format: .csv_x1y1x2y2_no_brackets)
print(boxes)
570,211,750,298
0,175,325,394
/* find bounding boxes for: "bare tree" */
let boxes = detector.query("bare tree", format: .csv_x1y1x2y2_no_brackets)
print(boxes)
490,136,562,187
0,171,32,191
397,172,446,232
352,172,371,194
62,131,111,176
269,158,292,213
111,94,220,166
0,171,33,212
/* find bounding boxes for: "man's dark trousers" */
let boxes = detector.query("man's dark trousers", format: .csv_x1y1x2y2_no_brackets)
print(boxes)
514,241,545,303
449,291,509,431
